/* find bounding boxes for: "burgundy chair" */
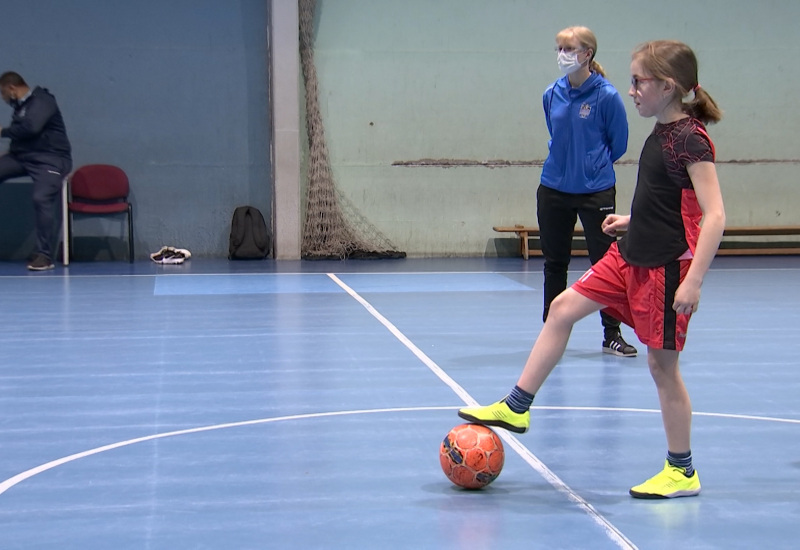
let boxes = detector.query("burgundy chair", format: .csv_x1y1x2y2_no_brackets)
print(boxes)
65,164,134,263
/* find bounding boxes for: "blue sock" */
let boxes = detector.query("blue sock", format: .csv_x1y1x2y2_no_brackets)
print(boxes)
504,385,535,413
667,450,694,477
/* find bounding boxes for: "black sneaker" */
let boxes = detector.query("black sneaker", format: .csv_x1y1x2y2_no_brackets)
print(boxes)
151,246,190,264
603,332,638,357
27,253,54,271
161,250,186,264
150,246,172,261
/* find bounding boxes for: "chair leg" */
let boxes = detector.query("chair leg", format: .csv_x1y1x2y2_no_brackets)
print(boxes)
127,204,134,263
61,182,70,265
67,212,73,263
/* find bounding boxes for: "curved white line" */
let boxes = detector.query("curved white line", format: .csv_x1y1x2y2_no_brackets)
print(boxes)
536,406,800,424
1,404,795,511
3,404,796,497
0,406,453,497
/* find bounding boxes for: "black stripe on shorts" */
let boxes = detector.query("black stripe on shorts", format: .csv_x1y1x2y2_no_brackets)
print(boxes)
662,261,681,350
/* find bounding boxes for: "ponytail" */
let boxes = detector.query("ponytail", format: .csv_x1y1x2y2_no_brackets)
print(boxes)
633,40,723,125
684,86,723,124
591,60,606,78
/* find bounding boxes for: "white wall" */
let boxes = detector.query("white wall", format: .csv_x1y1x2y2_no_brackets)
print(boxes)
296,0,800,256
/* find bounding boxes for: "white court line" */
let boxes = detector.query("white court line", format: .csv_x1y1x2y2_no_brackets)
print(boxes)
327,273,638,550
1,402,797,550
4,263,797,282
3,269,798,546
0,407,450,497
3,403,796,500
538,406,800,425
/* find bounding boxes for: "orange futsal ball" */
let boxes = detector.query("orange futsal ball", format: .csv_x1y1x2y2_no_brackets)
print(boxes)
440,423,505,489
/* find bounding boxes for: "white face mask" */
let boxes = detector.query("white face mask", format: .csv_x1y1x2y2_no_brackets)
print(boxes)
557,50,583,75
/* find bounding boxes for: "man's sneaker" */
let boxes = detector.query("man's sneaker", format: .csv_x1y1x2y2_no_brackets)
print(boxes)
458,399,530,434
27,253,54,271
151,246,191,264
150,246,173,260
629,460,701,499
603,332,638,357
151,247,185,265
162,250,186,264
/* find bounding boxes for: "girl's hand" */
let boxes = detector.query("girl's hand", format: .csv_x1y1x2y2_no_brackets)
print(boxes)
602,214,630,236
673,279,701,315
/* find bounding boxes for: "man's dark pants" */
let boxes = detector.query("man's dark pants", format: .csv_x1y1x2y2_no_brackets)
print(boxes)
0,153,72,261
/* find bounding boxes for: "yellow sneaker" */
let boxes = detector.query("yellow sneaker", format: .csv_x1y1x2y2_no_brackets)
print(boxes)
630,460,701,499
457,399,530,434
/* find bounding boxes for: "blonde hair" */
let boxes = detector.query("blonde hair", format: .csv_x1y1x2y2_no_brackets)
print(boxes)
632,40,722,124
556,26,606,77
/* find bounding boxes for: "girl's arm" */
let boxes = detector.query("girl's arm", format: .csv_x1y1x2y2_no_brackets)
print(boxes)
673,161,726,315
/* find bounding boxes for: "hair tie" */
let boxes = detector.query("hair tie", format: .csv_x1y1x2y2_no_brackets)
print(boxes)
693,83,701,92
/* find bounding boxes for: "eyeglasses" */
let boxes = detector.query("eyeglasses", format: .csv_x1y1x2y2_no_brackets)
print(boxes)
630,76,657,90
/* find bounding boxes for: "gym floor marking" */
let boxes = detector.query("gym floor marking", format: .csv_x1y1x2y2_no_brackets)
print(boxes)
3,259,797,548
327,272,637,549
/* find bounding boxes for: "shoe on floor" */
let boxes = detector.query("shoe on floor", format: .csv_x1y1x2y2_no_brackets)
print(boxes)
27,253,54,271
151,246,191,264
603,332,638,357
629,460,701,499
158,251,185,265
151,247,187,265
150,246,174,260
458,398,530,434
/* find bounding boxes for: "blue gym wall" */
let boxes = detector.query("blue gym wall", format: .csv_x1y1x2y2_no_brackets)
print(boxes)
0,0,271,261
3,2,798,260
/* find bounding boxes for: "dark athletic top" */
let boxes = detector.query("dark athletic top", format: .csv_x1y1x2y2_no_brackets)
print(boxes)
619,117,715,267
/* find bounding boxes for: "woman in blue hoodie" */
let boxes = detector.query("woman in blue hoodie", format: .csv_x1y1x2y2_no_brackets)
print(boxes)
538,26,636,357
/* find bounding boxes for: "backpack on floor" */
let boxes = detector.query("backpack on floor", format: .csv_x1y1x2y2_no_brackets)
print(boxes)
228,206,271,260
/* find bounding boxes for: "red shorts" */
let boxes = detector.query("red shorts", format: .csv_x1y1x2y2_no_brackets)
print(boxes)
571,243,692,351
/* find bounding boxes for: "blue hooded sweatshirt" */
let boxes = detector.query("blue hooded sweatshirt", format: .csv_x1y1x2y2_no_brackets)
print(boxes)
540,72,628,194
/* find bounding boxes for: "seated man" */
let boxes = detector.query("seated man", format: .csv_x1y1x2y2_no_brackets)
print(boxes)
0,71,72,270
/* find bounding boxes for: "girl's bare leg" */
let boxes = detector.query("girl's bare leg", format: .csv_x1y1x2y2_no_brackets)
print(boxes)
647,347,691,453
516,288,604,394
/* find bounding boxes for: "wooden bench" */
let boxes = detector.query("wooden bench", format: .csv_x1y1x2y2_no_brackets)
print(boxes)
493,224,800,259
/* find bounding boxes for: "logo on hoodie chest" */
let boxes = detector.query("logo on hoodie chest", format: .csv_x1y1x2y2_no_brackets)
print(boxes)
579,103,591,119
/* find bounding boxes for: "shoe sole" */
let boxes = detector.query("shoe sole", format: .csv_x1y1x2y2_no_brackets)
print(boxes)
27,264,55,271
602,347,637,358
457,410,528,434
629,487,701,499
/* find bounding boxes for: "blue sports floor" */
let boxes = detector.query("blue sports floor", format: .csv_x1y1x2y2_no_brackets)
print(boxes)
0,256,798,549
